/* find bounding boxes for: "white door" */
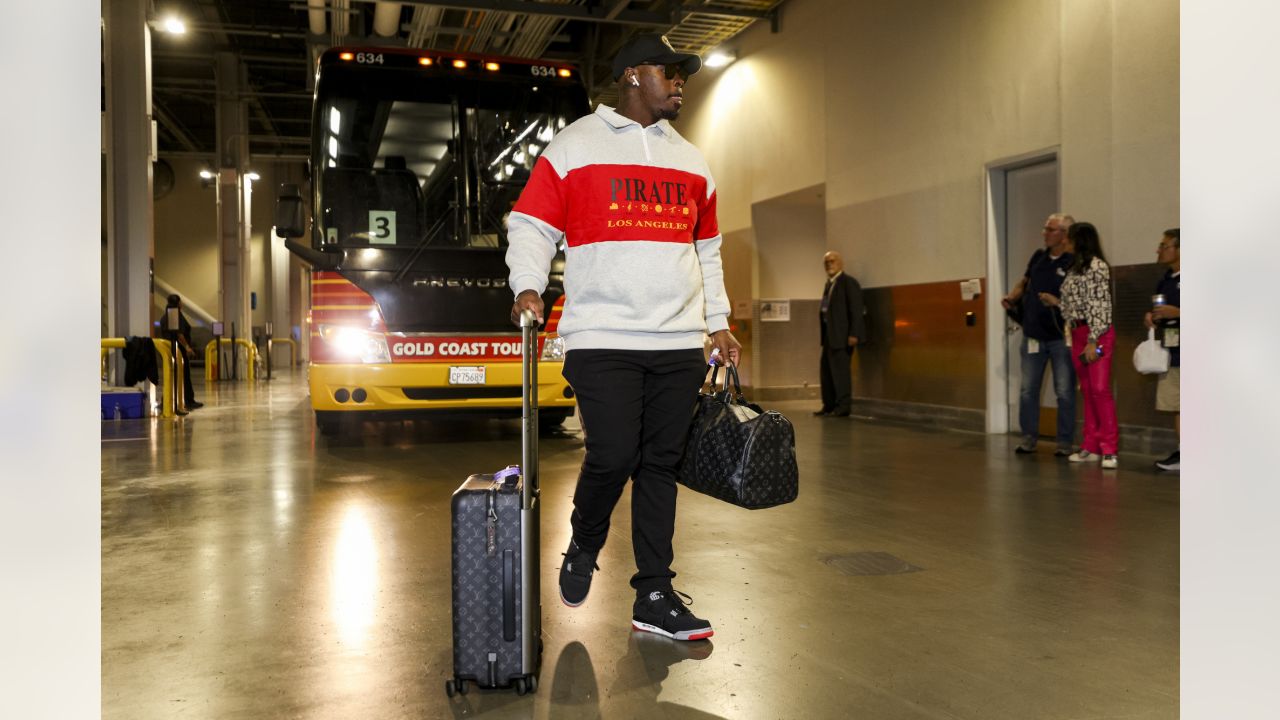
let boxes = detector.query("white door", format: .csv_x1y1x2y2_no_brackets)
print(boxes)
1003,160,1060,434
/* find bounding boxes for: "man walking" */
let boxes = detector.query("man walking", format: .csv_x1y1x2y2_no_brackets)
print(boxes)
1002,213,1075,455
506,34,740,642
815,251,865,417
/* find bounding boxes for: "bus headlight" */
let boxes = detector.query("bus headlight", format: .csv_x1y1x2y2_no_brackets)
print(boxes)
320,325,390,363
540,334,565,361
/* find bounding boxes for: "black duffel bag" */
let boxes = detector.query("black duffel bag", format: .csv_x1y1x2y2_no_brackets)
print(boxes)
676,364,798,509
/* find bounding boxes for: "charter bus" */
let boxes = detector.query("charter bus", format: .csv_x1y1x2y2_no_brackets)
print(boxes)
276,46,589,435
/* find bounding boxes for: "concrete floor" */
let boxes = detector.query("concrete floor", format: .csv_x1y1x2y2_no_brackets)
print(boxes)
102,374,1179,719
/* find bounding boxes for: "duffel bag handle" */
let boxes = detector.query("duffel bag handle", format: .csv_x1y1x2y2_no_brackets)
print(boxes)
714,364,746,403
704,358,735,394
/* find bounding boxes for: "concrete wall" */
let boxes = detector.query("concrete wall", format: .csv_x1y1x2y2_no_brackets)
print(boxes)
153,159,287,333
153,158,219,317
681,0,1179,287
676,0,1178,431
751,184,827,299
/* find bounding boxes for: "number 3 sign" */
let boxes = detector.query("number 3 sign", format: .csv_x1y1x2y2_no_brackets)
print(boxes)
369,210,396,245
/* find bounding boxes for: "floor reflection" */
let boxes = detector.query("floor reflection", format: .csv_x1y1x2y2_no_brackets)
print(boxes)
331,503,378,651
102,379,1179,719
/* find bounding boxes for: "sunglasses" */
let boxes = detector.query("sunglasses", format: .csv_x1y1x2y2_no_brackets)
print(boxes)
639,62,689,81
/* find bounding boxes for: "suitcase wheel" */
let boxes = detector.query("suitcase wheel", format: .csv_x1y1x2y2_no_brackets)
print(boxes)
513,674,537,696
445,677,468,697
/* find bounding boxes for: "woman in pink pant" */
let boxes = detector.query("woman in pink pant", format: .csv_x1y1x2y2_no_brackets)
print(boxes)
1042,222,1119,469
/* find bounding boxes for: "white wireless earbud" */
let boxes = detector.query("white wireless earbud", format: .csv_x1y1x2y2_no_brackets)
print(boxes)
630,75,640,87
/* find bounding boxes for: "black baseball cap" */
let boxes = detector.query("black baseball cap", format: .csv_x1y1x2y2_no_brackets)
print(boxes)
612,34,701,81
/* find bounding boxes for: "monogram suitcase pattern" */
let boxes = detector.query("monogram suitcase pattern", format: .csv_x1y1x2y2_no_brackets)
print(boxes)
450,474,529,689
447,310,542,697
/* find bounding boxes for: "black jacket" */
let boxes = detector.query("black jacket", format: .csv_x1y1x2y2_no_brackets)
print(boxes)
123,336,160,386
821,272,866,349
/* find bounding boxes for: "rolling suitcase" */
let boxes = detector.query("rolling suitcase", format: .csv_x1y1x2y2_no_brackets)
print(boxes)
446,310,542,697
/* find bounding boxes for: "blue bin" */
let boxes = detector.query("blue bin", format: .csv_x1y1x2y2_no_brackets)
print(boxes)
102,388,147,420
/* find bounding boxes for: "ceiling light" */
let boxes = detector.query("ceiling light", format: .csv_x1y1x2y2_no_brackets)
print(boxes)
161,16,186,35
199,169,214,180
246,171,261,181
704,51,735,68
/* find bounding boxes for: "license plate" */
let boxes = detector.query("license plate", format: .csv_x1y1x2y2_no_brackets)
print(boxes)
449,366,486,385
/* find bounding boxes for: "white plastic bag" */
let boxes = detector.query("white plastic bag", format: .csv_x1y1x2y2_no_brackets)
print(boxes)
1133,328,1170,374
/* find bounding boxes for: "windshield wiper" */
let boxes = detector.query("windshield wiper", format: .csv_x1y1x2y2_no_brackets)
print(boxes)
391,211,453,284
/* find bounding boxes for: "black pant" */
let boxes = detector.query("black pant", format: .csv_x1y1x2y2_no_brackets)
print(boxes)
181,355,196,405
819,342,853,413
561,348,707,594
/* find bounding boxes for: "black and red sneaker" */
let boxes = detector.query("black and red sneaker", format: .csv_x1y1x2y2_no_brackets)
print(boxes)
631,589,714,641
558,539,599,607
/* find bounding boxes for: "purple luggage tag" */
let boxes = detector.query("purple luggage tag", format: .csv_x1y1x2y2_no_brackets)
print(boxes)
494,465,521,484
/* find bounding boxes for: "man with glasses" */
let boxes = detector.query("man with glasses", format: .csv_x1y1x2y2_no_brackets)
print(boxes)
1002,213,1077,456
1145,228,1180,471
506,34,739,642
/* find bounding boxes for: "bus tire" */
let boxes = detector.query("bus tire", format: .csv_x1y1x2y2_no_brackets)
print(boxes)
540,410,571,433
316,411,342,437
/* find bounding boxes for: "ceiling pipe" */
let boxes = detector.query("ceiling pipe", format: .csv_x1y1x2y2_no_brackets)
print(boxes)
308,0,326,35
373,2,403,38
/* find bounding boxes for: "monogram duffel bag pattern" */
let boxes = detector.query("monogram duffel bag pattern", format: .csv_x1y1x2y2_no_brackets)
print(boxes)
677,366,798,509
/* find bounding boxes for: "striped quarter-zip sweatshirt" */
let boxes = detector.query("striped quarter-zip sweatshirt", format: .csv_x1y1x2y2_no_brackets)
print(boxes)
505,104,731,351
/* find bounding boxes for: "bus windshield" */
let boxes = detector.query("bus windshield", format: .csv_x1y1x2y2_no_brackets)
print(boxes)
315,74,582,251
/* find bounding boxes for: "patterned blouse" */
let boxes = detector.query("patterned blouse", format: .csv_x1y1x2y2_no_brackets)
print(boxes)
1059,256,1113,342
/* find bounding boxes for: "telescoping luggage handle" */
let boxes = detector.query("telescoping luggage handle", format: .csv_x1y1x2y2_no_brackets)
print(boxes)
519,309,539,508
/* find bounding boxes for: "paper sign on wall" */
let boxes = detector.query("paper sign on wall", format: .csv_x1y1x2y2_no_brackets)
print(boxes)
960,279,982,301
369,210,397,245
760,299,791,322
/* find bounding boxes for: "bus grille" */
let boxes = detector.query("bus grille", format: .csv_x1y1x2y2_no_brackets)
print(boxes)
403,386,523,400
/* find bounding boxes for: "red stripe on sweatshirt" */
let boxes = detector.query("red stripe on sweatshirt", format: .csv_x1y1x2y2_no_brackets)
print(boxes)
695,190,718,241
511,157,567,231
514,161,716,248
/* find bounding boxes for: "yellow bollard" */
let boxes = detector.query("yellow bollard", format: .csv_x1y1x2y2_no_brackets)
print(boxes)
204,338,259,382
102,337,179,418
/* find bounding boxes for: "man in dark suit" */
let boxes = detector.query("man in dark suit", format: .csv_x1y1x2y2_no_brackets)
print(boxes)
816,251,866,417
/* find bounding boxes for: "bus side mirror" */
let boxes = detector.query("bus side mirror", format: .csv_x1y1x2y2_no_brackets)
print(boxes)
274,184,305,238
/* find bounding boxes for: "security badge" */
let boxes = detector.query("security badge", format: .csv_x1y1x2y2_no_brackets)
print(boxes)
1163,327,1180,347
1028,338,1041,354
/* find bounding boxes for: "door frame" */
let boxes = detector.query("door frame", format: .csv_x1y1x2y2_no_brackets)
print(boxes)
983,147,1060,434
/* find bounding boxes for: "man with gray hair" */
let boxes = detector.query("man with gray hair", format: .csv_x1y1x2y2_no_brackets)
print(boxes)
815,250,865,418
1002,213,1076,455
